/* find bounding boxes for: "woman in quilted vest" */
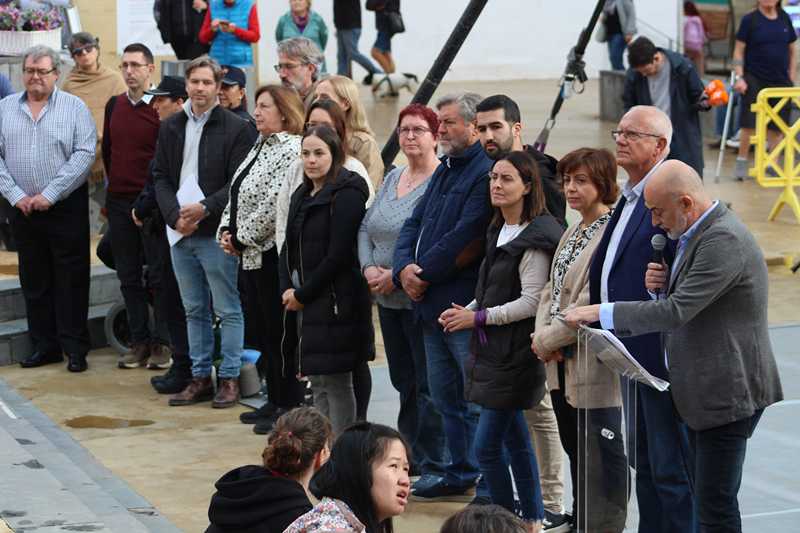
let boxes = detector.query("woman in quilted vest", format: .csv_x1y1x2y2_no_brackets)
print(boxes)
199,0,261,68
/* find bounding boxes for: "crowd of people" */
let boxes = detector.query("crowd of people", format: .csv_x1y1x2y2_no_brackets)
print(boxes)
0,2,792,532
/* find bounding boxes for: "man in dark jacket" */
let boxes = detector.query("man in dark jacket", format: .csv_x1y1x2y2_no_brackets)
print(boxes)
153,56,256,409
393,92,492,502
475,94,566,226
623,37,707,177
155,0,210,60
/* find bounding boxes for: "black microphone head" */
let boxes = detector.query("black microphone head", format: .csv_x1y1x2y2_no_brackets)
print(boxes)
651,234,667,251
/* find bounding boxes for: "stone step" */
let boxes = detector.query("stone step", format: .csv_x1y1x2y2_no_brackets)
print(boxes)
0,382,180,532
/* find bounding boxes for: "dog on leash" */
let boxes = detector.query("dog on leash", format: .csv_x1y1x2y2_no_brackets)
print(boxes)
371,72,419,99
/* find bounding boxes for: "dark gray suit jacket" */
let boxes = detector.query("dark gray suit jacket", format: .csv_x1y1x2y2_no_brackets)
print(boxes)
612,203,783,431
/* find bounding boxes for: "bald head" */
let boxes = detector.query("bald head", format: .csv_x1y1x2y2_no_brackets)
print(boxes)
615,106,673,183
644,160,713,239
625,105,673,151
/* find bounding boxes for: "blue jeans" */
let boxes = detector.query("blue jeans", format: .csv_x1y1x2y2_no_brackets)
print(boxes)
422,323,481,489
379,306,447,476
688,410,762,533
475,408,545,522
336,28,380,77
374,30,392,52
170,235,243,379
607,33,627,71
623,382,696,533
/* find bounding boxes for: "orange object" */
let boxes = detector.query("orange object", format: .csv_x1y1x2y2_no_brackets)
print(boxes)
705,79,729,107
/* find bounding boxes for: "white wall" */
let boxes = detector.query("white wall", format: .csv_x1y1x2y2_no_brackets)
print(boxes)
257,0,680,84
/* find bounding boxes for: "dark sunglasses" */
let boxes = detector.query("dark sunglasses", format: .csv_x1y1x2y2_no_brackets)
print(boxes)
71,44,96,57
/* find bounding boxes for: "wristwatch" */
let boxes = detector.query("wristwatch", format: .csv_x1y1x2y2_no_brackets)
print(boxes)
201,203,209,218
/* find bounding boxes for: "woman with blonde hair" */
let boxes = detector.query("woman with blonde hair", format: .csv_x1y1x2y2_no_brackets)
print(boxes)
314,75,385,187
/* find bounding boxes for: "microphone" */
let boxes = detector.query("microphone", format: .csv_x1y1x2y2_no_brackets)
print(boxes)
650,234,667,295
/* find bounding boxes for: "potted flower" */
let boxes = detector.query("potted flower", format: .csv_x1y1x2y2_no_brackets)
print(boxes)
0,0,62,56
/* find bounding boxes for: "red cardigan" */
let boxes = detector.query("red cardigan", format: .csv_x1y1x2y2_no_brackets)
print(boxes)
198,4,260,44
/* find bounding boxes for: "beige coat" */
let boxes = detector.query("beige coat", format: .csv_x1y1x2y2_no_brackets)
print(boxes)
349,130,384,189
533,220,620,409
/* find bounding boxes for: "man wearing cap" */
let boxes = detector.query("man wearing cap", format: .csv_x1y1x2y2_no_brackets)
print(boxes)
133,76,194,394
219,65,256,131
101,43,169,370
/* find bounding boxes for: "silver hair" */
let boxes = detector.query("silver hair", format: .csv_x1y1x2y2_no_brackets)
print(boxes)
22,45,61,73
627,105,673,153
185,55,223,82
277,37,324,81
436,92,484,123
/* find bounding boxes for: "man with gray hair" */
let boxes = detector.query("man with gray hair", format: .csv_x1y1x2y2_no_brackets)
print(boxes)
393,92,493,502
586,105,696,531
0,45,96,372
276,37,324,108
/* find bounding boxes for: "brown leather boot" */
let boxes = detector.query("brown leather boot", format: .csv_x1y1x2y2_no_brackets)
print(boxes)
212,378,240,409
168,376,214,406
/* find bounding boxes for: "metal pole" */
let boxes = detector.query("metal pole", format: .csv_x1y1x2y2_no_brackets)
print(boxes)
715,70,737,183
380,0,489,168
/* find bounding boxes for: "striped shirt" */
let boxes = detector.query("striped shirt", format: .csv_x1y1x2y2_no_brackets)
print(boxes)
0,87,96,205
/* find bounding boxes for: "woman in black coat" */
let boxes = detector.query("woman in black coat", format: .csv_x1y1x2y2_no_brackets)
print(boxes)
279,125,373,435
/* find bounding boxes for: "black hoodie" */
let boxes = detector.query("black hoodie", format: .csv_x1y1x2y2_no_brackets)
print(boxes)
206,465,312,533
523,145,567,228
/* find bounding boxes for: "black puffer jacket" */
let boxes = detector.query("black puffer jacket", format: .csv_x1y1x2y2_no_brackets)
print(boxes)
279,169,374,376
206,465,312,533
466,214,564,410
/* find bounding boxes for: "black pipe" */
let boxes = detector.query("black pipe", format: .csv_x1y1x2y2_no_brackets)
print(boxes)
380,0,490,167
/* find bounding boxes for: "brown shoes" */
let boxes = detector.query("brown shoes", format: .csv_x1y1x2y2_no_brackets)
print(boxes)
212,378,240,409
168,376,214,406
119,342,150,369
146,343,172,370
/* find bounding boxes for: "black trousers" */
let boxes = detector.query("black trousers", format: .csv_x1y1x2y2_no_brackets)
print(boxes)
141,216,190,372
170,38,210,60
10,184,90,356
106,193,156,346
240,247,304,407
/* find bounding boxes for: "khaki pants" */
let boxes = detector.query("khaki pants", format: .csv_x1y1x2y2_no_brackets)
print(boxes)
524,392,564,514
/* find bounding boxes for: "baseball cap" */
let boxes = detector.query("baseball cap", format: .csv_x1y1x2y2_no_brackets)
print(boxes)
221,65,246,87
145,76,188,99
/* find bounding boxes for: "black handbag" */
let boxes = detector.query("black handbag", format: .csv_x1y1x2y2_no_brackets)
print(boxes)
387,11,405,34
365,0,386,11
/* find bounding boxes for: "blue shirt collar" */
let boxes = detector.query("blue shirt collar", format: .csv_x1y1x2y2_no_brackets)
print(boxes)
19,85,58,104
678,200,719,249
622,159,664,203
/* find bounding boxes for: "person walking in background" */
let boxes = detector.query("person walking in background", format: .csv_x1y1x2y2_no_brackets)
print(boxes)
313,75,385,188
440,151,564,530
101,44,169,370
199,0,260,68
683,1,708,77
152,56,257,408
394,92,492,503
280,125,373,435
358,103,447,493
275,0,328,74
369,0,401,74
276,37,325,109
155,0,210,60
133,76,194,395
0,45,96,373
732,0,797,181
217,85,307,433
596,0,637,71
532,148,627,533
207,407,332,533
333,0,381,85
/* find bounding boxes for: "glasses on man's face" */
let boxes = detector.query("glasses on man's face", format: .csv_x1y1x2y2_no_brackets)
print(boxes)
71,45,95,57
119,62,148,71
611,129,662,142
397,126,432,137
274,63,303,73
23,67,56,78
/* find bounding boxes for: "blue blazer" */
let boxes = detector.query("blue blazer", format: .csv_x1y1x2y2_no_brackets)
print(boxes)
589,193,673,380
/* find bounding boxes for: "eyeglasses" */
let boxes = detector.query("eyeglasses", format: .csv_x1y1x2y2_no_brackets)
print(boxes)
71,45,95,57
23,67,57,77
274,63,303,72
611,129,662,142
397,126,432,137
119,61,149,71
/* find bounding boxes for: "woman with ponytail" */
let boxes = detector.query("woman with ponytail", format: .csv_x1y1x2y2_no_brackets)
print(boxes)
206,407,332,532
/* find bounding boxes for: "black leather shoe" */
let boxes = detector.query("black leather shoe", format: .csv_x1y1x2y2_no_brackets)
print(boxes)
151,366,192,394
19,351,63,368
66,353,88,373
239,402,278,424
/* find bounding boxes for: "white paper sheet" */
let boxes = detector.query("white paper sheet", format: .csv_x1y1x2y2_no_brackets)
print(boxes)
166,177,205,247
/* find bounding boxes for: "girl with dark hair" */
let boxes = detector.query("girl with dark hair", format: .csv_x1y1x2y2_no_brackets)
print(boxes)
206,407,332,533
438,150,564,530
279,125,374,436
286,421,411,532
440,504,528,533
